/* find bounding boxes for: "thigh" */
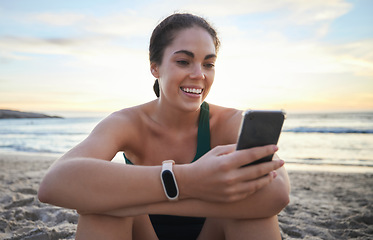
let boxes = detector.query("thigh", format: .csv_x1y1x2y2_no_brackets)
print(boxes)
132,215,158,240
223,216,281,240
76,214,133,240
197,216,281,240
197,218,225,240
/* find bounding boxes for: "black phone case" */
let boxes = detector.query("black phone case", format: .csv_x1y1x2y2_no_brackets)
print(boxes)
236,110,285,166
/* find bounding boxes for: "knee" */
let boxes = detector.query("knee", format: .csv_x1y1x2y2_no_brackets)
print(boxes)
76,214,134,239
221,216,281,240
219,215,280,232
78,214,133,226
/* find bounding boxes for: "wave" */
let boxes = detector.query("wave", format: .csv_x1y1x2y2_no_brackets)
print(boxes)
288,112,373,120
0,130,88,136
284,127,373,134
285,158,373,167
0,144,64,154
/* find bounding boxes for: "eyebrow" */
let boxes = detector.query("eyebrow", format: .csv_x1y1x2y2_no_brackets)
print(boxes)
174,50,216,60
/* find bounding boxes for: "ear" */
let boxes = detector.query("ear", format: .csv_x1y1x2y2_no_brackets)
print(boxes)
150,63,160,78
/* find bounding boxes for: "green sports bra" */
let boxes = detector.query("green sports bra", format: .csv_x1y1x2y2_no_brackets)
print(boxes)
123,101,211,164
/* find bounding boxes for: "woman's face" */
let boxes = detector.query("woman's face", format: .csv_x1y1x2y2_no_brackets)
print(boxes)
151,26,217,111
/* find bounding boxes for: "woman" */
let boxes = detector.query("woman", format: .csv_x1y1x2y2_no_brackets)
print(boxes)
38,13,290,240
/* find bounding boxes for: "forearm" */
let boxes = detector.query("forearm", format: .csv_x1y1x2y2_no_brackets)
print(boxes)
41,145,288,218
104,166,290,219
38,157,166,213
157,169,288,219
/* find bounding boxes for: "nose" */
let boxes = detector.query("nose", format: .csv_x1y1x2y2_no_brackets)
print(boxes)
190,64,205,80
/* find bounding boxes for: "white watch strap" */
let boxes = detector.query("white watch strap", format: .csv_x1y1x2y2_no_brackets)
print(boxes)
162,160,174,171
161,160,179,201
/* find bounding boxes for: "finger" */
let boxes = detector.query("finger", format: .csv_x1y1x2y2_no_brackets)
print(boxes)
223,171,278,202
239,159,284,182
242,171,277,196
231,145,279,167
210,144,237,156
273,153,280,160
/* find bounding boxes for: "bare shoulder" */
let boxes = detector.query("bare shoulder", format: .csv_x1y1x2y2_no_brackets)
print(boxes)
106,104,144,126
92,102,154,142
208,103,243,147
93,105,142,133
61,102,153,161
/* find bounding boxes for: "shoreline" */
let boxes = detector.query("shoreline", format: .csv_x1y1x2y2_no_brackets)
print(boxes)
1,152,372,239
285,162,373,173
1,151,373,173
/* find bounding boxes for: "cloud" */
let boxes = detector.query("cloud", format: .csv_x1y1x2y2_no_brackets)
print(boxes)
208,19,373,110
220,33,373,81
82,13,155,37
330,39,373,76
283,0,351,25
163,0,352,23
1,0,353,62
28,10,156,38
154,0,352,41
32,12,86,26
0,35,96,60
1,0,369,112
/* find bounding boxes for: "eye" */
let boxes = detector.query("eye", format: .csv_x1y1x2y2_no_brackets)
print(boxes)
204,63,215,69
176,60,189,66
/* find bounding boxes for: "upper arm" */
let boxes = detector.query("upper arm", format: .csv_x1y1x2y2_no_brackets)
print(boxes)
60,110,135,162
210,105,243,147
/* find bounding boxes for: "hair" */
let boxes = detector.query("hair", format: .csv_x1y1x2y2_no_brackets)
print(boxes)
149,13,220,97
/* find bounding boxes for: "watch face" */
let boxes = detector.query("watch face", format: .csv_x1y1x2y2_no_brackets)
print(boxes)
161,170,178,198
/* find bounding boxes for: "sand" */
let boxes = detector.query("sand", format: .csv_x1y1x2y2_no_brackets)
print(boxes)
1,153,372,240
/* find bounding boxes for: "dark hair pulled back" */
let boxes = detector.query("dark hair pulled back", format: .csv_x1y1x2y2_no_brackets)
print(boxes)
149,13,220,97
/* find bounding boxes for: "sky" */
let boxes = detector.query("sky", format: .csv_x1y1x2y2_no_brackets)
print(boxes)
0,0,372,116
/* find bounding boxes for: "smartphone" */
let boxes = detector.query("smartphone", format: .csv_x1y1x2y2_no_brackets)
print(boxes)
236,110,285,166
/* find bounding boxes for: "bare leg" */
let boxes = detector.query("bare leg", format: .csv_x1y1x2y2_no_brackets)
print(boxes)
198,216,281,240
133,214,159,240
76,214,133,240
224,216,281,240
197,218,225,240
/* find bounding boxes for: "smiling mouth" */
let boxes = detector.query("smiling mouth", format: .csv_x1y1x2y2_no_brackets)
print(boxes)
180,87,203,95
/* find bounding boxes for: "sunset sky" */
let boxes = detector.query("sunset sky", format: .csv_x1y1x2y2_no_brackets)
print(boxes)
1,0,372,116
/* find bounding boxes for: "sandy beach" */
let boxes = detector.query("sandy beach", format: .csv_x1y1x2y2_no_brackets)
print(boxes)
1,153,372,240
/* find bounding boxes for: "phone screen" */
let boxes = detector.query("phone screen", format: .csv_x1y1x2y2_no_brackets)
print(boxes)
236,110,285,166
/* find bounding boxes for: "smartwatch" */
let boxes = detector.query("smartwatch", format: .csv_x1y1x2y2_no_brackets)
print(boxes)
160,160,179,201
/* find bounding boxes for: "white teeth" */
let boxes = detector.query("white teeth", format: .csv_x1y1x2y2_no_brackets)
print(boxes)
182,88,202,94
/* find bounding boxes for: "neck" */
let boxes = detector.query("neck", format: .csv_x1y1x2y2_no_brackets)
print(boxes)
151,99,201,130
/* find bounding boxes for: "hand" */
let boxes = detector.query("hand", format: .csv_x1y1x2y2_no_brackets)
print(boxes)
176,144,284,203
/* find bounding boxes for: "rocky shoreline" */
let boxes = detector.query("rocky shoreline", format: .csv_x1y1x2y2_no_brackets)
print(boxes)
0,110,62,119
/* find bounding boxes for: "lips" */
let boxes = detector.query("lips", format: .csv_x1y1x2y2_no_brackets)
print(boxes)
180,87,203,95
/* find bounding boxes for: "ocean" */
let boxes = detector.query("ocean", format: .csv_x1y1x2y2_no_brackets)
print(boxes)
0,112,372,167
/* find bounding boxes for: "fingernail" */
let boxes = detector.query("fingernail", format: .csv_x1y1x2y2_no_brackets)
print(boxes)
273,145,279,151
272,171,278,178
279,160,285,166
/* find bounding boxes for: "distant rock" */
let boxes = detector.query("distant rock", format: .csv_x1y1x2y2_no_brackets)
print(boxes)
0,109,63,119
